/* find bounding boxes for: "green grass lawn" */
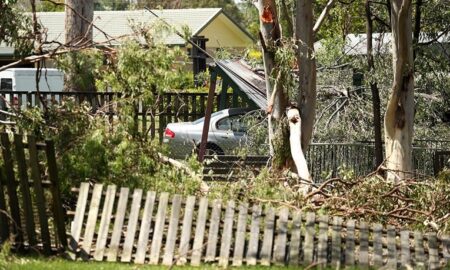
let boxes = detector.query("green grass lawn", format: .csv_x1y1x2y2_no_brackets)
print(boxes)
2,258,308,270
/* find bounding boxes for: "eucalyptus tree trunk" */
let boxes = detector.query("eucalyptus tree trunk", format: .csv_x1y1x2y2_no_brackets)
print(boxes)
255,0,288,158
366,0,383,169
384,0,414,181
64,0,94,92
295,0,316,151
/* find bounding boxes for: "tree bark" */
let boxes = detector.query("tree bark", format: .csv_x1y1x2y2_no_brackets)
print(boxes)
287,107,311,193
412,0,422,60
295,0,316,151
255,0,288,157
366,0,383,169
64,0,94,92
384,0,414,182
65,0,93,47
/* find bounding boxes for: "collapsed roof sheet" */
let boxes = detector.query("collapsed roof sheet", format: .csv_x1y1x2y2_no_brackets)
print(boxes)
214,60,267,109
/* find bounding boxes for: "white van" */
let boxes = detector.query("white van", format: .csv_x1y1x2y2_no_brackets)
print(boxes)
0,68,64,92
0,68,64,109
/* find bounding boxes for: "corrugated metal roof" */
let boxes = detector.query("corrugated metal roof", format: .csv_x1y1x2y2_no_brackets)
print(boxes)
215,60,267,110
35,8,222,47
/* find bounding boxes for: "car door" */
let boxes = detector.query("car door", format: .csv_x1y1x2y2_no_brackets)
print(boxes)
213,114,246,153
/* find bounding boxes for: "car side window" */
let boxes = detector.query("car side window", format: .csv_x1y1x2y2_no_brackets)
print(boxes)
216,115,246,133
0,79,12,91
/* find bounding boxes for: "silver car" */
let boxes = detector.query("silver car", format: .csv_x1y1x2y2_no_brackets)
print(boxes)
163,108,254,159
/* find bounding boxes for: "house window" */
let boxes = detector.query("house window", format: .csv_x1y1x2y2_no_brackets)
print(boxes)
0,79,12,91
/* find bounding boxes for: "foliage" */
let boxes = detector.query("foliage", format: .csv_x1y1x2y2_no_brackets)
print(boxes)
37,0,64,12
56,49,104,92
0,241,13,270
12,26,201,198
205,167,450,233
0,0,34,57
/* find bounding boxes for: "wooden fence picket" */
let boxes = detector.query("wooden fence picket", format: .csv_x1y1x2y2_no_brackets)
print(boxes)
246,205,262,266
93,185,117,261
177,196,196,265
162,194,182,266
260,207,275,266
372,223,383,267
317,215,329,267
303,212,315,265
331,216,343,267
205,199,222,263
345,219,356,266
386,226,397,269
106,187,129,262
0,172,8,243
14,134,37,247
81,184,103,260
232,202,248,266
218,200,235,267
191,197,209,266
27,135,51,254
414,230,426,267
149,192,169,264
443,235,450,261
70,182,90,259
65,182,450,268
428,233,439,269
273,207,289,265
288,211,302,266
134,191,156,264
359,222,369,267
400,230,411,267
121,188,143,262
1,133,23,245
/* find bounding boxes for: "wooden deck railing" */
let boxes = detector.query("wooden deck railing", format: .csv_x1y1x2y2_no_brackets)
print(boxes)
68,182,450,268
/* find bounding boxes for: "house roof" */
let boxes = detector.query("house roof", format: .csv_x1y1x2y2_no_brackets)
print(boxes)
32,8,253,48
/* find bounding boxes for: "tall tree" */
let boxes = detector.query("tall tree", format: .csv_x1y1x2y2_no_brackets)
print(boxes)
64,0,94,92
255,0,335,186
384,0,414,181
365,0,383,169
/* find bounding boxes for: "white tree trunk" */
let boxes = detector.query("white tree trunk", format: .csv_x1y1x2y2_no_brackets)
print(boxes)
287,107,311,193
384,0,414,182
295,0,316,151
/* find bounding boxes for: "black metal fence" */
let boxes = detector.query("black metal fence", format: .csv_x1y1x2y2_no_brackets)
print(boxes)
307,143,450,179
1,91,448,179
0,90,251,141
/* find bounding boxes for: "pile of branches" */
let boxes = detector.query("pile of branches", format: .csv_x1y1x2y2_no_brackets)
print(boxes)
235,168,450,234
296,171,450,234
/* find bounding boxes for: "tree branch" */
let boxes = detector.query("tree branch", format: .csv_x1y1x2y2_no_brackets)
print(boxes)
313,0,336,34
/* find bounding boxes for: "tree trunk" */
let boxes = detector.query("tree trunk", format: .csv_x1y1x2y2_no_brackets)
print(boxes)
295,0,316,152
255,0,288,157
287,107,311,192
65,0,93,48
366,0,383,169
64,0,94,92
384,0,414,182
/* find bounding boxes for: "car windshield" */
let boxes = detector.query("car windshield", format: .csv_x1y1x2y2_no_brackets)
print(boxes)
192,111,224,124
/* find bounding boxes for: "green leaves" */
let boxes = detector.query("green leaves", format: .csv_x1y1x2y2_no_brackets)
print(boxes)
0,1,34,57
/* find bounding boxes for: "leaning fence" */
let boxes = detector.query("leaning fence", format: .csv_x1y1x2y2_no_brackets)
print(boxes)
0,133,67,253
69,182,450,268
